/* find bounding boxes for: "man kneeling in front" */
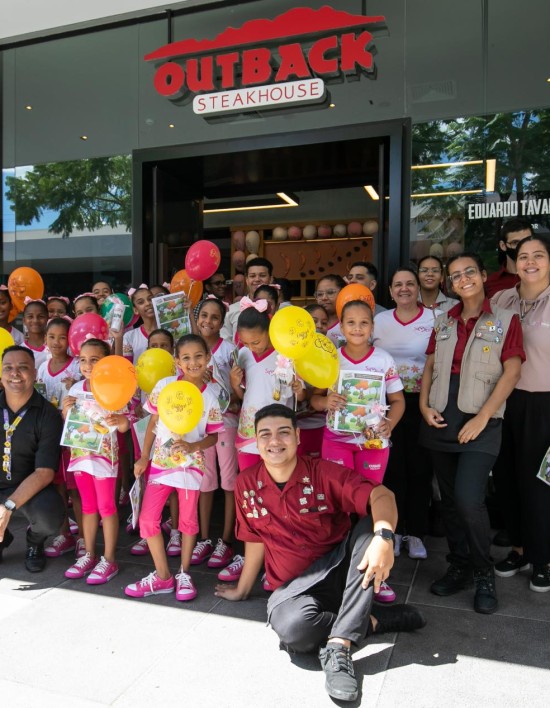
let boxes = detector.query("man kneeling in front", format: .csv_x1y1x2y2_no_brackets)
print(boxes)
215,404,425,702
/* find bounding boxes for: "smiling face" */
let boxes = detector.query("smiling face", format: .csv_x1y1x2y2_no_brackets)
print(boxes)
347,265,376,291
176,341,210,382
448,257,486,300
196,301,223,340
418,258,444,292
92,282,112,305
340,302,373,347
79,344,107,380
309,306,329,335
0,292,12,325
516,239,550,287
132,289,154,320
74,297,99,317
315,278,342,317
206,273,227,299
47,299,68,319
2,349,36,396
256,415,300,469
46,324,69,359
390,270,420,308
245,266,272,295
23,303,48,334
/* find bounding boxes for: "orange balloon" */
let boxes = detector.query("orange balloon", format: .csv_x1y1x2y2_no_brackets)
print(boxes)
8,267,44,308
336,284,376,320
170,269,203,307
90,355,137,411
8,303,22,323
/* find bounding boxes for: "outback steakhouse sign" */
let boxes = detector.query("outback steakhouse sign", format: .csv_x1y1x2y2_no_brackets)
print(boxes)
144,6,386,117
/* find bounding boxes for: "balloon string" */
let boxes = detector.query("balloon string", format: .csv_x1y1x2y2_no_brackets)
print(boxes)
293,362,298,412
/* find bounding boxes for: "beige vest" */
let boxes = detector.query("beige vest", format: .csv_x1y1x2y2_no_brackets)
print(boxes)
429,306,515,418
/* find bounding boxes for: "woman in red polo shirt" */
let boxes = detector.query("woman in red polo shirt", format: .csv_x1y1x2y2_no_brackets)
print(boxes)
419,252,524,615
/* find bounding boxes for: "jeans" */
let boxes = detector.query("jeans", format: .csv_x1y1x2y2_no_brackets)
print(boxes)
0,484,64,546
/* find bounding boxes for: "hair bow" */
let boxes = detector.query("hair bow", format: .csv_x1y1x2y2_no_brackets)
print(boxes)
128,284,149,297
162,282,171,290
271,284,282,291
0,284,9,291
239,296,268,313
24,296,46,306
47,315,73,325
73,292,96,303
48,295,70,305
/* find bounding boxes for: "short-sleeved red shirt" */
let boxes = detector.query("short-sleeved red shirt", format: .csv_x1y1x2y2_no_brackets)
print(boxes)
425,298,525,373
485,267,519,299
235,456,376,590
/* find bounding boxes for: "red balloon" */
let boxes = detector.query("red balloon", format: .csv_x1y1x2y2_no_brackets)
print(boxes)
69,313,110,355
185,240,221,281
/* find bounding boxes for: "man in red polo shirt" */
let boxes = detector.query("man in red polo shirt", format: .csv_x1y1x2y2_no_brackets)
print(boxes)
215,404,425,703
485,218,533,298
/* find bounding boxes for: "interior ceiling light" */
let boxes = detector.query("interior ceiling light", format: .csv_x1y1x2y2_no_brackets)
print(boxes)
25,105,32,110
411,160,483,170
485,159,496,192
329,103,336,108
204,192,299,214
168,123,175,128
411,189,483,199
363,185,380,200
80,135,88,141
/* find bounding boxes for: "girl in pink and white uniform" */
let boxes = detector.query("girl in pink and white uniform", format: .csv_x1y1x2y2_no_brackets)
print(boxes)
21,298,49,370
126,334,224,601
0,286,24,345
47,296,72,320
73,293,100,317
119,285,157,363
314,275,346,348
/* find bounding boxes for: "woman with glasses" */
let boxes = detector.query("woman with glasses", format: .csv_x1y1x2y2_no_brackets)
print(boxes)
491,235,550,592
314,275,346,348
419,253,524,615
417,255,458,313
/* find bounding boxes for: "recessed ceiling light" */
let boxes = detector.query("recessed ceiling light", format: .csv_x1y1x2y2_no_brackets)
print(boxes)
364,185,380,200
25,105,32,110
547,77,550,83
329,103,335,108
168,123,175,128
80,135,88,141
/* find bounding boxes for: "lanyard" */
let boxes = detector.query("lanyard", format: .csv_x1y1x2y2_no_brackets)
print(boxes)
3,408,28,482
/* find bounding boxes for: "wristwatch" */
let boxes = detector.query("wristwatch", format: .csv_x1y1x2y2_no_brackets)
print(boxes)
2,499,16,512
374,528,395,547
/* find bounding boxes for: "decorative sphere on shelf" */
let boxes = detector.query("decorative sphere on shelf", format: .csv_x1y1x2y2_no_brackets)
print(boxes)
232,250,245,272
333,224,347,237
303,224,317,240
245,230,260,253
318,224,332,238
246,252,259,263
232,230,245,251
272,226,288,241
429,243,444,258
363,220,378,235
347,221,363,236
288,225,302,240
446,241,463,257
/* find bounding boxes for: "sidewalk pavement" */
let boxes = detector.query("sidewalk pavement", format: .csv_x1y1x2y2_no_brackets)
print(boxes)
1,514,549,708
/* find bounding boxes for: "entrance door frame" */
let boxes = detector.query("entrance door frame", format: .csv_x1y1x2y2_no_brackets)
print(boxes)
132,118,411,297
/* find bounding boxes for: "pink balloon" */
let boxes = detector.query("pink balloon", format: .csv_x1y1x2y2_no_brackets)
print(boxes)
185,240,221,281
68,314,110,355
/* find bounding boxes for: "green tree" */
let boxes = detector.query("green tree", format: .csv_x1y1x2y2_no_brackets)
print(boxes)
5,155,132,238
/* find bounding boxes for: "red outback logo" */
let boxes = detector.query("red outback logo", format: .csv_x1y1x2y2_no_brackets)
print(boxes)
144,6,386,116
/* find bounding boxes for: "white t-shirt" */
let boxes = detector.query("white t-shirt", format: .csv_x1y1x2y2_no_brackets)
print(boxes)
123,326,149,364
220,301,240,343
6,326,24,345
326,320,346,348
373,307,437,393
36,357,82,406
22,342,49,371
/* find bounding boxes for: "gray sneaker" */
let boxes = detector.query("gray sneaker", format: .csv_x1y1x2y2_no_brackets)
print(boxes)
319,642,358,702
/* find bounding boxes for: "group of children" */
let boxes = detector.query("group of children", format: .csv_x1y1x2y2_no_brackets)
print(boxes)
1,263,406,603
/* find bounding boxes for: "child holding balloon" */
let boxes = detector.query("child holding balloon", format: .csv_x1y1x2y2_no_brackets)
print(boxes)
114,285,157,363
0,286,24,344
62,339,130,585
126,334,224,601
22,297,49,369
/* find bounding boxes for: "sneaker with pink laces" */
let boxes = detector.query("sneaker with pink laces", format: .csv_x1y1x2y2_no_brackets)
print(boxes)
191,538,213,565
130,538,149,556
44,533,76,558
161,518,173,535
125,571,175,598
207,539,233,568
175,569,197,601
217,555,244,582
374,581,396,603
65,552,97,579
166,530,182,557
87,556,119,585
75,538,86,558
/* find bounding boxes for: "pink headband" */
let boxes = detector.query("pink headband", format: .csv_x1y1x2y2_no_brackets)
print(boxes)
162,282,171,290
240,296,268,313
24,296,46,306
0,285,8,291
271,284,282,291
128,284,149,298
47,315,73,325
48,296,70,305
73,292,96,303
205,293,230,310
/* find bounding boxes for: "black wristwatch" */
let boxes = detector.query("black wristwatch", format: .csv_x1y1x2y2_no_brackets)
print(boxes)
3,499,16,512
374,528,395,547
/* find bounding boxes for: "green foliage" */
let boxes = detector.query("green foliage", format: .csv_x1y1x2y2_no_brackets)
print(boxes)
5,155,132,238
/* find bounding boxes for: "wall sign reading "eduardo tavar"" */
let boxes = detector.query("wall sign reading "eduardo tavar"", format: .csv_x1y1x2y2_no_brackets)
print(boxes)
144,5,386,117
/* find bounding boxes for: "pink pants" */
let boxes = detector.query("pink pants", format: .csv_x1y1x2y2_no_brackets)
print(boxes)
297,427,324,458
74,472,117,517
322,436,390,484
237,451,261,472
202,427,239,492
139,482,199,538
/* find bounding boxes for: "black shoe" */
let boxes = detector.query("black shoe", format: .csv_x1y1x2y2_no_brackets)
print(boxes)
372,604,427,634
431,564,473,596
494,550,530,578
530,564,550,593
0,528,14,563
319,642,358,702
492,529,511,547
473,569,498,614
25,543,46,573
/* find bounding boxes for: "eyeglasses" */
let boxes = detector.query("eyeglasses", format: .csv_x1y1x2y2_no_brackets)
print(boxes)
314,289,340,298
505,239,522,248
448,266,479,284
418,267,442,275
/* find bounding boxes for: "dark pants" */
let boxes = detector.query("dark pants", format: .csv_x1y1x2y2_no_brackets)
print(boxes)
493,389,550,565
383,392,433,537
0,485,64,546
431,450,495,571
269,516,375,653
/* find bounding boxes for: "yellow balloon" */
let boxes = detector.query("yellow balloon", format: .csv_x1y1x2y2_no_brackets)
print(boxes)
294,334,339,389
157,380,203,435
0,328,15,377
269,306,316,360
136,349,176,394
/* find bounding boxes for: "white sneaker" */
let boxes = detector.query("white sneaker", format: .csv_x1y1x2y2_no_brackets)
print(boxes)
405,536,427,560
166,530,182,557
175,570,197,601
394,534,403,557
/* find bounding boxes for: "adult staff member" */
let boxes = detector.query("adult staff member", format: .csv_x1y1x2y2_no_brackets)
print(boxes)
419,253,524,614
215,404,425,703
221,257,273,342
346,261,386,315
0,346,64,572
484,218,533,298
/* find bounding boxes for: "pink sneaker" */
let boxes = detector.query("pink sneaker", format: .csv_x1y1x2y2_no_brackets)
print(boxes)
217,555,244,582
125,571,175,598
175,570,197,601
44,533,76,558
191,538,213,565
207,539,233,568
161,518,173,535
125,513,138,535
261,573,273,592
69,518,79,535
130,538,149,556
166,530,182,557
87,556,119,585
374,581,396,603
75,538,86,558
65,552,97,579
